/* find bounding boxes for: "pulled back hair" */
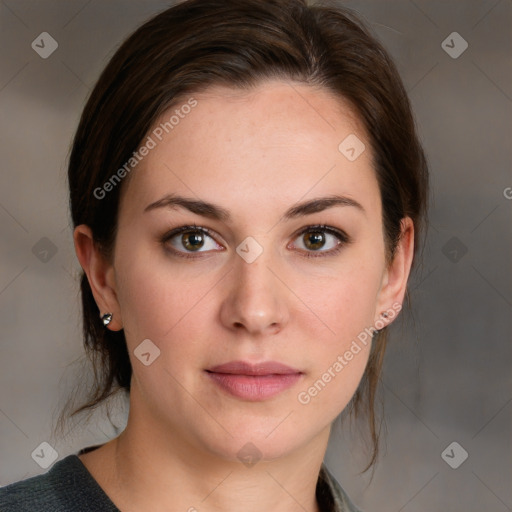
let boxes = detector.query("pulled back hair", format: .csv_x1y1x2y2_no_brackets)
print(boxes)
61,0,429,471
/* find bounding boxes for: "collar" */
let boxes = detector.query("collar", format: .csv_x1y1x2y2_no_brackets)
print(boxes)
316,463,363,512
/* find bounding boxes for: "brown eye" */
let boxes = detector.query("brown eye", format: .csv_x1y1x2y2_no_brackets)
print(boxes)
302,231,326,251
290,225,350,258
181,231,205,251
163,226,223,257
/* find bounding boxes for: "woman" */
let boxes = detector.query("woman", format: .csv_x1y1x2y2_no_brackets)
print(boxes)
0,0,428,510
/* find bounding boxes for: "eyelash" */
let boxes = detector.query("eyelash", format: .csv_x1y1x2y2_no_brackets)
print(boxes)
160,223,351,260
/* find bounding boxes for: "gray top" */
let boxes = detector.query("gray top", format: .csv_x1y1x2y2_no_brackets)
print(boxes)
0,448,362,511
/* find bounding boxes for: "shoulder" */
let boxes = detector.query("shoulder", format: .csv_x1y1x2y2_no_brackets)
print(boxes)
318,463,364,512
0,455,78,511
0,454,118,512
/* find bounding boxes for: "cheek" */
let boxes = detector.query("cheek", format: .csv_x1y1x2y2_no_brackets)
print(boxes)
299,256,383,344
295,277,375,416
297,344,371,414
114,245,215,346
114,254,215,403
291,257,382,413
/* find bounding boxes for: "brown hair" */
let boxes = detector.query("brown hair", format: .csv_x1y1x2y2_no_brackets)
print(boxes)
60,0,429,471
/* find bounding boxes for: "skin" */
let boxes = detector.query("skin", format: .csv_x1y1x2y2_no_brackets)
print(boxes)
74,79,414,512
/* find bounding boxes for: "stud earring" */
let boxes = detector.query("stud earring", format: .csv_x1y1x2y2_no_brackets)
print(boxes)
100,313,113,326
373,311,390,337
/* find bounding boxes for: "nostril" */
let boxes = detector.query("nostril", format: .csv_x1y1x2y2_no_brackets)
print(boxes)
270,323,281,334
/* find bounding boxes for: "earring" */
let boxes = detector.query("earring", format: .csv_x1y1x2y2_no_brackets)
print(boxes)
373,311,389,337
100,313,113,326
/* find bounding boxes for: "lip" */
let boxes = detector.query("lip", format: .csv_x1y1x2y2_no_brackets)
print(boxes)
205,360,303,401
207,360,302,376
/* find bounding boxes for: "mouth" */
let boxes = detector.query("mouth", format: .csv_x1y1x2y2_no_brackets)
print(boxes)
205,360,304,401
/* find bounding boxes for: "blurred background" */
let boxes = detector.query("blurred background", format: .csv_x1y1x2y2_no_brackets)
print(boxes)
0,1,511,510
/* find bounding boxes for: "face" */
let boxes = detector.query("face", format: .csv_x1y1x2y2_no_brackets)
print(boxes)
90,80,409,463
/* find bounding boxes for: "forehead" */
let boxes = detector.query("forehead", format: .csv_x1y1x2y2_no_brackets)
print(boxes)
173,80,368,151
119,80,378,219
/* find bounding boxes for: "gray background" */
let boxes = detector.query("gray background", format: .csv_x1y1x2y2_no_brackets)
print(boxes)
0,0,511,510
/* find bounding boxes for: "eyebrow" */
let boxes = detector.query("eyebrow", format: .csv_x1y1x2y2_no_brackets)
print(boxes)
143,194,366,221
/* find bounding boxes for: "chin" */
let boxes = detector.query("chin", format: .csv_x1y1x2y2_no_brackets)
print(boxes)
209,437,298,466
194,416,312,466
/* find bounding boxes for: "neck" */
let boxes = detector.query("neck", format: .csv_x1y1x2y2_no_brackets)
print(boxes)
94,397,331,512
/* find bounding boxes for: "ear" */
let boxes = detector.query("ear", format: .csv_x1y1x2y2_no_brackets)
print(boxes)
374,217,415,326
73,224,123,331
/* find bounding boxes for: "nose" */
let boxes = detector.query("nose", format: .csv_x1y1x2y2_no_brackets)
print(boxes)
219,247,289,336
